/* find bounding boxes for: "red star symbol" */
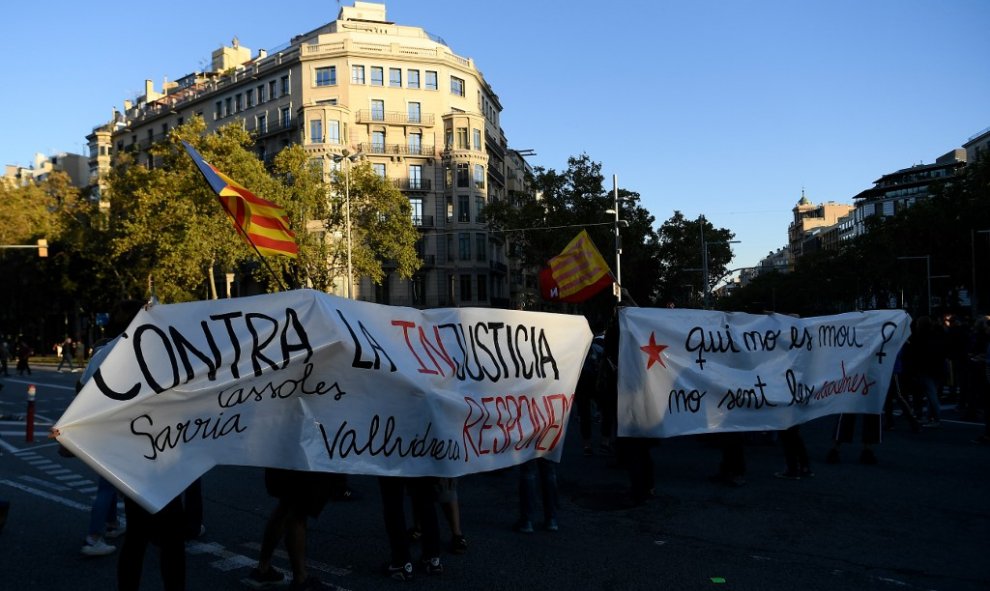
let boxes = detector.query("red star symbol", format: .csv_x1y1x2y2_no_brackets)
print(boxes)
640,332,668,370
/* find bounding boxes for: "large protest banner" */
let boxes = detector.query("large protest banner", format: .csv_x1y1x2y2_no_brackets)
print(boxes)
617,308,911,438
54,289,593,512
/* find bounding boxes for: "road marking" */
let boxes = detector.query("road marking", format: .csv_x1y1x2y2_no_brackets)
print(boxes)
242,542,352,576
0,479,91,511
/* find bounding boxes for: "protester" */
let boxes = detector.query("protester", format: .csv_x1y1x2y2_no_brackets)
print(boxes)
379,476,442,581
0,340,10,376
412,478,467,555
15,340,32,376
825,413,882,465
774,425,812,480
514,458,560,531
245,468,334,590
56,336,77,372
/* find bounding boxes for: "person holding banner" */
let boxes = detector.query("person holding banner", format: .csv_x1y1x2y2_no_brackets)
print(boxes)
245,468,335,590
379,476,443,581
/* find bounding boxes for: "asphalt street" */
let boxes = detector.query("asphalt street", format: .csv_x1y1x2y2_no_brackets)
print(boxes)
1,365,988,590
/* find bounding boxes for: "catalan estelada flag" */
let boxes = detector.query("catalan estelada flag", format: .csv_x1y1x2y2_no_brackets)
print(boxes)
538,229,614,303
182,141,298,258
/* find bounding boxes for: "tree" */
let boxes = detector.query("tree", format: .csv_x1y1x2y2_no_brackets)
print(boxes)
655,212,735,307
486,153,660,317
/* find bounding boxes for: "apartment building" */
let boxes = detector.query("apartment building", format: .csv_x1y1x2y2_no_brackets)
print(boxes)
846,149,967,240
786,191,854,259
89,1,517,308
3,152,88,189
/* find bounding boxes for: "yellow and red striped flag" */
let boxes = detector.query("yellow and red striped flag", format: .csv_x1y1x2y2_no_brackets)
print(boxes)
182,141,298,258
539,229,614,303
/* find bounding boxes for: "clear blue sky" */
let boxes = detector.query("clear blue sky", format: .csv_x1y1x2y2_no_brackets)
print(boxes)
2,0,987,270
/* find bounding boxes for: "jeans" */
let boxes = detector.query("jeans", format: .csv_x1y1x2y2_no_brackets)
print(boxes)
920,375,941,421
518,459,558,524
88,476,118,537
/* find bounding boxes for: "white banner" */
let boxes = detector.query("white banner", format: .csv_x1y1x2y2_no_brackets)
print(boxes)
54,290,592,512
617,309,910,438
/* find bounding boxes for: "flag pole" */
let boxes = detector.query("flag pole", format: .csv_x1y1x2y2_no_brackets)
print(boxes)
226,218,291,292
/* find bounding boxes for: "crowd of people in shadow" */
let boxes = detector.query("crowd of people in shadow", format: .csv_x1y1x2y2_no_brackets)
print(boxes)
58,306,988,589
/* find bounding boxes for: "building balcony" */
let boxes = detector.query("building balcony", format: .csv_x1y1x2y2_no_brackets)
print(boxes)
412,214,435,228
392,178,433,192
358,143,436,157
356,110,435,126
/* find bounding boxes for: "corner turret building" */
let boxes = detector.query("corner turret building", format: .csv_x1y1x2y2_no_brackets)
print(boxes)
89,1,516,308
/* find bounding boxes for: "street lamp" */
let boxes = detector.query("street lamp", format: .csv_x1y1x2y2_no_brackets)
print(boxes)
897,255,931,317
330,149,363,299
604,174,629,302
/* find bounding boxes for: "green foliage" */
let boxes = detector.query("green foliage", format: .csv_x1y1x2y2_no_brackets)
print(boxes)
655,212,735,307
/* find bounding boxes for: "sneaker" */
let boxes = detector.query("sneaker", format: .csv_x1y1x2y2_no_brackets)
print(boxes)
387,562,414,582
544,518,559,532
859,448,878,465
773,470,801,480
799,467,815,478
420,556,443,576
513,519,534,534
450,534,468,554
583,444,593,457
104,524,126,539
185,523,206,540
80,538,116,556
825,448,840,464
599,441,613,454
243,567,286,589
288,575,323,590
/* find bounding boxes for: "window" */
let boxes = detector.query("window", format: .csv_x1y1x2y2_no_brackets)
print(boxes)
477,275,488,301
407,69,420,89
257,114,267,133
445,129,453,150
246,89,254,108
475,196,485,221
214,101,222,120
458,194,470,222
310,120,323,143
472,129,482,151
475,233,486,261
327,120,340,144
446,196,454,221
410,196,423,226
280,107,291,128
425,70,438,90
315,66,336,86
351,65,365,84
474,165,485,189
269,80,277,99
457,164,469,188
371,66,384,86
371,99,385,121
373,163,386,177
459,273,472,301
459,234,471,261
258,84,266,103
408,132,422,155
389,68,402,87
280,75,290,96
224,97,232,116
450,76,465,96
372,130,385,153
234,93,242,112
456,128,468,149
409,165,423,190
407,102,421,124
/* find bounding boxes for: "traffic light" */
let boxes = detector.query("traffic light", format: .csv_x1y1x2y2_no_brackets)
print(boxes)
37,239,48,258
